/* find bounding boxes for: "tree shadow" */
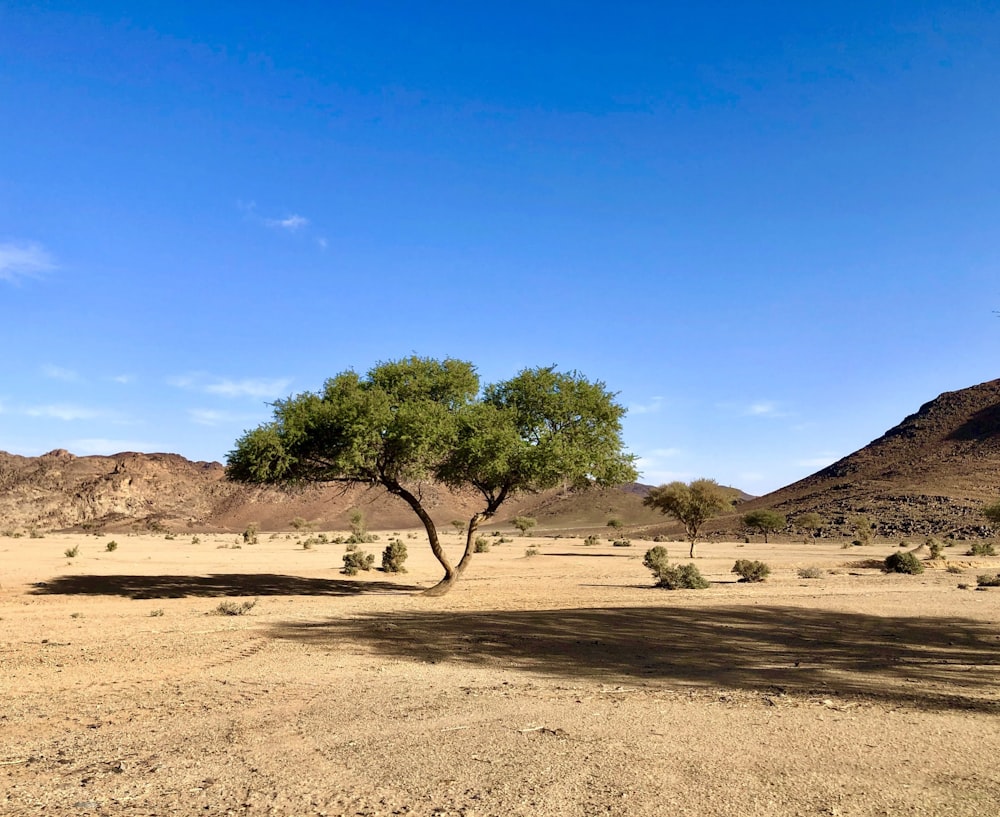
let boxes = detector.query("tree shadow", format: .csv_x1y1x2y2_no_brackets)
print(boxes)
31,573,422,599
270,605,1000,713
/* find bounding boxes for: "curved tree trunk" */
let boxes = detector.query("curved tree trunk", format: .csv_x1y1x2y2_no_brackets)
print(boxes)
455,512,485,576
388,482,456,596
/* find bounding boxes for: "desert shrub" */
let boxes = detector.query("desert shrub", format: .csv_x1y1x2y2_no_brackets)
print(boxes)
164,533,176,541
381,538,408,573
105,540,118,552
733,559,771,582
642,546,670,576
884,551,924,574
29,528,44,539
407,532,418,539
498,536,513,544
213,598,258,616
946,564,964,574
967,541,997,557
242,524,258,545
149,608,165,617
302,537,316,549
524,546,540,557
513,516,537,536
899,540,910,548
611,538,632,548
290,516,311,531
926,537,945,559
346,510,376,544
797,566,823,579
317,533,329,544
607,518,623,530
583,535,599,546
652,534,669,543
191,535,201,545
474,537,490,553
64,545,79,558
655,563,709,590
977,573,1000,587
342,549,374,575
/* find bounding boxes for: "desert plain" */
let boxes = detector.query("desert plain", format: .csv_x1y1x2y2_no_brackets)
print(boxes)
2,530,999,816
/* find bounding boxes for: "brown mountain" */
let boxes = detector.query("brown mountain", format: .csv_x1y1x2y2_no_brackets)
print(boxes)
730,378,1000,539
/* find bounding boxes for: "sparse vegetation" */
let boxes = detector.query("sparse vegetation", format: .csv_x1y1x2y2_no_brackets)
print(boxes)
643,478,733,558
606,517,623,530
976,573,1000,587
346,510,377,545
29,527,44,539
451,519,467,537
654,563,709,590
982,501,1000,527
795,512,823,540
741,509,786,543
474,537,490,553
610,537,631,547
884,551,924,574
732,559,771,582
583,535,599,546
342,549,375,575
64,545,79,558
381,538,408,573
797,566,823,579
967,541,997,556
242,523,258,545
946,564,964,574
524,546,540,557
642,545,670,575
191,535,201,545
926,537,945,559
290,516,313,531
851,514,875,546
212,598,258,616
164,532,176,540
513,516,537,537
105,540,118,552
149,608,164,617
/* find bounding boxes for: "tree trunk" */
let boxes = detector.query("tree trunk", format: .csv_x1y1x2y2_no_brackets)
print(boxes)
689,539,696,558
388,482,456,596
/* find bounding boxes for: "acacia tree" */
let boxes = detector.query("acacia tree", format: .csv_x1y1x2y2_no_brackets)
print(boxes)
643,478,733,557
795,511,823,540
741,509,786,543
226,357,636,595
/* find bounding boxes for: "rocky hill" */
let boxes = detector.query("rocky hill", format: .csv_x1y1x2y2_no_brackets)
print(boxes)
728,378,1000,539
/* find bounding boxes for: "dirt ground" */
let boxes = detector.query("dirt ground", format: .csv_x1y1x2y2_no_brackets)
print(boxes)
2,530,999,816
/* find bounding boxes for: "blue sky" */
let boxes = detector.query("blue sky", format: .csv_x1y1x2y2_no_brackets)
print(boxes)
2,1,999,494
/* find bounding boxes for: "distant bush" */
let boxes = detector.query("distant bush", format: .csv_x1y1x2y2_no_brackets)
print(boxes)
967,541,997,557
642,546,670,576
302,537,316,549
977,573,1000,588
64,545,79,558
513,516,537,537
655,563,709,590
342,549,374,575
105,540,118,552
732,559,771,582
926,537,945,559
606,518,623,530
611,538,632,548
29,528,44,539
242,524,258,545
583,535,599,546
213,599,257,616
474,537,490,553
524,546,540,557
884,551,924,574
164,533,176,541
946,564,964,574
498,536,513,544
191,535,201,545
797,566,823,579
381,538,408,573
652,534,669,543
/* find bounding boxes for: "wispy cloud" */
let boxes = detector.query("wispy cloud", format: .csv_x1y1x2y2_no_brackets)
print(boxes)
188,408,263,426
744,401,784,417
265,214,309,231
168,373,291,400
42,364,81,382
109,374,135,384
24,404,104,421
629,396,665,415
0,241,55,282
317,237,329,250
796,453,840,468
635,447,688,485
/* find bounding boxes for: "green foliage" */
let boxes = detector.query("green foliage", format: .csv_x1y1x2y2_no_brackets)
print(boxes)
795,512,823,538
226,357,636,593
64,545,79,558
642,545,670,575
451,519,467,537
851,515,875,546
104,540,118,552
474,537,490,553
925,537,945,559
242,523,258,545
967,541,997,556
342,549,375,575
982,501,1000,526
732,559,771,582
884,551,924,574
606,517,623,530
643,479,733,557
213,599,258,616
611,538,632,547
655,563,709,590
513,516,537,536
741,509,786,543
381,538,408,573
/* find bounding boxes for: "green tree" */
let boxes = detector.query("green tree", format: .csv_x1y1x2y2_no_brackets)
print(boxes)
643,479,733,558
795,512,823,540
741,509,786,543
226,357,635,595
512,516,537,536
982,501,1000,527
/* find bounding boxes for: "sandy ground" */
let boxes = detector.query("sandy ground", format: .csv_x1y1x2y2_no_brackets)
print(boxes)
2,530,999,816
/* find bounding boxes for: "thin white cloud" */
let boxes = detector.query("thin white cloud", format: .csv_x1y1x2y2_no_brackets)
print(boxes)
204,377,292,399
745,401,782,417
0,241,55,282
629,396,665,415
266,214,309,231
317,237,328,250
109,374,135,384
188,408,263,426
796,453,840,468
69,438,160,455
24,404,103,421
42,364,81,382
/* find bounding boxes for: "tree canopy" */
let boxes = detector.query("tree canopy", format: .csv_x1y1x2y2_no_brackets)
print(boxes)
741,509,786,543
226,357,636,594
643,478,734,557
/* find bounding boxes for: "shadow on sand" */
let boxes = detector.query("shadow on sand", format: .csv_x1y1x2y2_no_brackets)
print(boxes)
270,605,1000,712
31,573,422,599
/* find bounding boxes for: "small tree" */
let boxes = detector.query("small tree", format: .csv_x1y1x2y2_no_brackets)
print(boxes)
643,478,733,558
606,517,624,530
227,357,636,595
512,516,537,537
982,501,1000,527
451,519,467,537
242,523,258,545
381,538,408,573
741,509,786,543
851,514,875,546
795,512,823,540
